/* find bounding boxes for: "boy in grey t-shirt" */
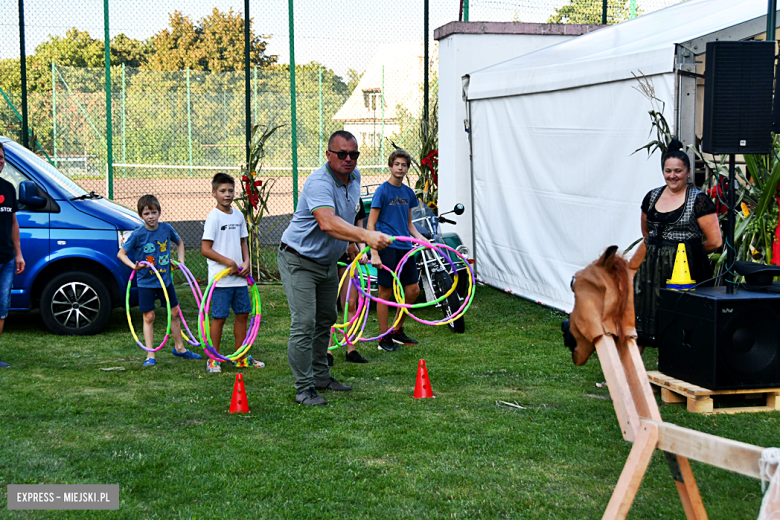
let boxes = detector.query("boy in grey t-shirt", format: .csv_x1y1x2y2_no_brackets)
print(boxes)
201,173,261,372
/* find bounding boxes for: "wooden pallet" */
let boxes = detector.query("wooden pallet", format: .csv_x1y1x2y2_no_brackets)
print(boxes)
647,371,780,414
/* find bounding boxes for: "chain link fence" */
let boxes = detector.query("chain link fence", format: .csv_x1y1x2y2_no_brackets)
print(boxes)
1,0,682,281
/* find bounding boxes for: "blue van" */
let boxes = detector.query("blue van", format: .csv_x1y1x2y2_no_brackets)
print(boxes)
1,136,142,335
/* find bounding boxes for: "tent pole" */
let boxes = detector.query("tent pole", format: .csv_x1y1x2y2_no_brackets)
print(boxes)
467,100,477,277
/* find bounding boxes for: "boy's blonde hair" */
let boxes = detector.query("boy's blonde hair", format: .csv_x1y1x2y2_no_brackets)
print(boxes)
388,149,412,168
137,194,161,216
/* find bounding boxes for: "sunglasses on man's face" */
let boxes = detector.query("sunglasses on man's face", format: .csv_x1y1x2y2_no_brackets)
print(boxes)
328,150,360,160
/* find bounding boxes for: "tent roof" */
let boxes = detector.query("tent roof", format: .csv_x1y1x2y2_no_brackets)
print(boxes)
464,0,778,100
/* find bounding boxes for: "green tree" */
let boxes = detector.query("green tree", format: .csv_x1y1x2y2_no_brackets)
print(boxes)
548,0,630,24
34,28,105,68
146,9,277,72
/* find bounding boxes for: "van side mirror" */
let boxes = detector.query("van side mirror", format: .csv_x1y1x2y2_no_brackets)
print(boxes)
453,203,465,215
19,180,47,208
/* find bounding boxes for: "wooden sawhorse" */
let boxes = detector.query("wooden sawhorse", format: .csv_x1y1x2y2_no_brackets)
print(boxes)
594,334,765,519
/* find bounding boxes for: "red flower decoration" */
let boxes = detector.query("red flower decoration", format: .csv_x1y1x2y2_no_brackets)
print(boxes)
707,180,728,215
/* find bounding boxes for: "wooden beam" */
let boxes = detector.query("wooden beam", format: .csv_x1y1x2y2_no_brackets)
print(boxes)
595,335,641,442
603,422,659,520
620,338,662,421
642,419,763,479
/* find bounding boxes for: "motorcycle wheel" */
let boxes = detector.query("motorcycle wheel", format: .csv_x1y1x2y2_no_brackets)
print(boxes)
433,271,465,334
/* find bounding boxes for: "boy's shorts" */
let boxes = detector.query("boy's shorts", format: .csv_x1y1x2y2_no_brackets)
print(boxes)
138,284,179,313
377,247,419,288
211,286,252,319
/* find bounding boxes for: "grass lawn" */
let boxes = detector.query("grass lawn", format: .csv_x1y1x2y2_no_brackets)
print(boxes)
0,284,776,518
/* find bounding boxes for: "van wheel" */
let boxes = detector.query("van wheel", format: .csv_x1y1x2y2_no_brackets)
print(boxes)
40,271,111,335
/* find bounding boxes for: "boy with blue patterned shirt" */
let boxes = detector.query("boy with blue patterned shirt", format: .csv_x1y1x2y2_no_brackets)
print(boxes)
368,149,427,352
118,194,201,367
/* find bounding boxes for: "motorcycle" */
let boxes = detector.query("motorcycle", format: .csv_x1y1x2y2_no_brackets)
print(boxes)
411,201,470,334
357,185,471,334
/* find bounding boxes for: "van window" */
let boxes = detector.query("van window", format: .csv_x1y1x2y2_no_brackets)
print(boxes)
4,141,87,199
1,160,30,198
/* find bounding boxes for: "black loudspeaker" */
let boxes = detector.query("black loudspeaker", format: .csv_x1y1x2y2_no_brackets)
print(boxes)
657,287,780,390
702,41,775,155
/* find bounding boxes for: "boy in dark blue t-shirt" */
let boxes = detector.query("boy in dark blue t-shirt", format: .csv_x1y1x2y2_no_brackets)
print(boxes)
368,149,426,352
118,195,201,367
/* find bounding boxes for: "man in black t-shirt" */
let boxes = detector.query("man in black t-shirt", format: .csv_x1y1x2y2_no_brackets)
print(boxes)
0,143,26,368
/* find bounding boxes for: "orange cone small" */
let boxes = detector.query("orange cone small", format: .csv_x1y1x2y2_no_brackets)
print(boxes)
413,359,435,399
229,373,250,413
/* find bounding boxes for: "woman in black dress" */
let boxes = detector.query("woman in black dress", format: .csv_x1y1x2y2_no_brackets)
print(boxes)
634,139,723,346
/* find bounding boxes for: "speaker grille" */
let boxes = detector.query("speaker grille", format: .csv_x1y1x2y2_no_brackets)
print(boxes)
718,306,780,382
702,41,775,155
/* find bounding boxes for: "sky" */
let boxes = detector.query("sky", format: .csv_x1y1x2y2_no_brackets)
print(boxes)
0,0,581,77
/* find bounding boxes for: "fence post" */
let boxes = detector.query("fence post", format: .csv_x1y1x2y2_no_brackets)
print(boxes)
254,65,258,130
52,61,57,166
381,65,385,163
103,0,114,200
222,89,228,164
423,0,429,132
630,0,636,18
121,62,126,178
187,67,193,177
244,0,251,169
18,0,29,149
463,0,469,21
602,0,608,24
318,65,323,166
768,0,777,41
288,0,299,209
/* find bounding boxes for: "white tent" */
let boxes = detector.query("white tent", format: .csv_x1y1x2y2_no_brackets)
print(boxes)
462,0,779,312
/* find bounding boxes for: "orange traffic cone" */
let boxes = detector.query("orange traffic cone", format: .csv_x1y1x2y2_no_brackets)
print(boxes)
229,373,250,413
413,359,435,399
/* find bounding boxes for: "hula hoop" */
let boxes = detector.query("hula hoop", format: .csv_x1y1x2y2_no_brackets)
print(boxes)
125,261,172,352
197,268,262,363
171,260,203,347
330,236,475,349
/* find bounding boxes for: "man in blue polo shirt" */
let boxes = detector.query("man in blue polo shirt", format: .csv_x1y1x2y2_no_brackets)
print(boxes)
279,130,392,405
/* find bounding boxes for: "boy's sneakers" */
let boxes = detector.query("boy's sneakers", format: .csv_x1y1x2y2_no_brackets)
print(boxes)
206,359,222,373
142,358,156,367
172,348,201,360
0,358,9,368
378,336,399,352
296,387,327,406
391,327,418,345
345,350,369,363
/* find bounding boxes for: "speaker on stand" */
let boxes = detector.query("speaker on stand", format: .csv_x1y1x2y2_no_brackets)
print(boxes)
702,40,775,292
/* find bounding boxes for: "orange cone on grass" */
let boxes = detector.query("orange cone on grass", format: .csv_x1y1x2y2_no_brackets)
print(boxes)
414,359,435,399
230,373,250,413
